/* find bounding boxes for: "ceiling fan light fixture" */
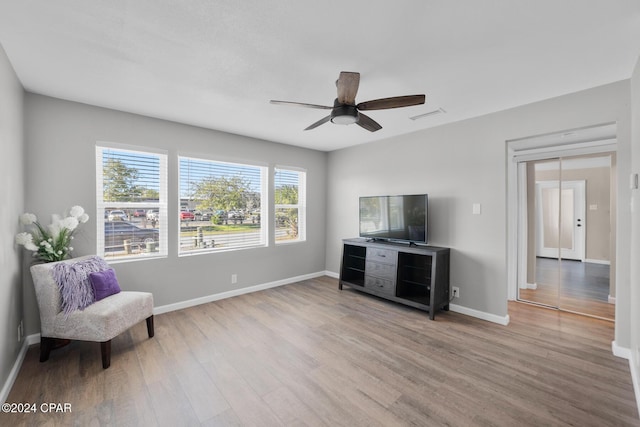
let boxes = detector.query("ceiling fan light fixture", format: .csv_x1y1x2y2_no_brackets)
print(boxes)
331,114,358,125
330,103,359,125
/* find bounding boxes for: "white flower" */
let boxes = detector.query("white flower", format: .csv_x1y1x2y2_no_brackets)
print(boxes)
15,232,33,246
15,204,88,262
48,214,66,235
62,216,79,231
69,205,85,218
16,233,38,251
19,213,37,225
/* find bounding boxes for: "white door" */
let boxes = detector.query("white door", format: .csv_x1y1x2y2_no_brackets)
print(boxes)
535,180,586,261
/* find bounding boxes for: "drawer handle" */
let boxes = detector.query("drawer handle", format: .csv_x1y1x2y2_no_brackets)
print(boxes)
379,254,386,257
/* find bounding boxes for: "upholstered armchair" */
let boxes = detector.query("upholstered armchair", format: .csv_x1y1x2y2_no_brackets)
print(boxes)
30,255,154,369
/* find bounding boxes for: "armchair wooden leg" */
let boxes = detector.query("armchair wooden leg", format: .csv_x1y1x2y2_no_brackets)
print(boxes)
146,315,155,338
101,340,111,369
40,337,53,362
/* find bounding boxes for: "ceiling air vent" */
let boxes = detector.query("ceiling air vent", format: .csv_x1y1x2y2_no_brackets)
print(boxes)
410,107,446,121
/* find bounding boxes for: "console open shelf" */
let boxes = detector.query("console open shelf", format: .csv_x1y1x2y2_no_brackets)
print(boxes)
339,238,450,320
340,244,367,287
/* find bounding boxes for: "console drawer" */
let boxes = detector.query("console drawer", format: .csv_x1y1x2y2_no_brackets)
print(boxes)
367,248,397,264
365,261,396,280
365,276,395,295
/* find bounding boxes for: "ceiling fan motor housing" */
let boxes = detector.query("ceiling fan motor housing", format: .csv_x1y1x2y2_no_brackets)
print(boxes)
331,99,358,125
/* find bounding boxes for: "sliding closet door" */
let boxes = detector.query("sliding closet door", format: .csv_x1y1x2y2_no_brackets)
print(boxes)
519,159,561,308
518,154,614,320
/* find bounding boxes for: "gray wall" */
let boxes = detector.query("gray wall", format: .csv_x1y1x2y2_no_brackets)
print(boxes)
325,81,631,341
22,94,328,336
0,44,25,397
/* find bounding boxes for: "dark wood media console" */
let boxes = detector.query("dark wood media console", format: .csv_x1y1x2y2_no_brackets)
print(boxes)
339,238,450,320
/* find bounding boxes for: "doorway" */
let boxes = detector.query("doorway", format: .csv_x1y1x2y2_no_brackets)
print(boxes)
506,123,618,322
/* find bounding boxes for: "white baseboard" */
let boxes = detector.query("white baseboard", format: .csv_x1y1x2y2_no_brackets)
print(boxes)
608,295,616,304
612,340,631,359
585,258,610,265
324,270,339,279
627,344,640,419
154,271,327,315
1,334,39,404
449,303,511,326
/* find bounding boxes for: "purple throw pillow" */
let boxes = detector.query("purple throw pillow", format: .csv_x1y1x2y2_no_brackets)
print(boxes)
89,269,121,301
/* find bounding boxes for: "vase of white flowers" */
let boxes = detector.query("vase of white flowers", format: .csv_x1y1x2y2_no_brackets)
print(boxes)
15,205,90,262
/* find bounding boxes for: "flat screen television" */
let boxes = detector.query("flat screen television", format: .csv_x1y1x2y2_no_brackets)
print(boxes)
359,194,428,244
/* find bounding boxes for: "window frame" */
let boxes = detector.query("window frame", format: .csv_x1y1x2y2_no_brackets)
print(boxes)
178,154,268,256
274,166,307,244
96,143,168,262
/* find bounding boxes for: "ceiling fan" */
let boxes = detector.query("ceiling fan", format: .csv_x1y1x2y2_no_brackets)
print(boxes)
270,71,425,132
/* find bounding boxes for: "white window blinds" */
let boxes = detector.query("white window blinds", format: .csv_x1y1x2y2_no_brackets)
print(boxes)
96,145,168,260
274,167,306,243
179,156,267,254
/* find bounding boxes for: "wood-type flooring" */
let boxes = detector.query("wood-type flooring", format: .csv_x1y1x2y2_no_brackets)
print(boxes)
2,276,637,426
519,258,614,320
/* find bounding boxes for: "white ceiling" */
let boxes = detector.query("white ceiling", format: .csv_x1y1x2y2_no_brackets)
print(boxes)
1,1,639,152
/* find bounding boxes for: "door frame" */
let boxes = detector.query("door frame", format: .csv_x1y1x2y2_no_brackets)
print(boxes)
506,127,617,301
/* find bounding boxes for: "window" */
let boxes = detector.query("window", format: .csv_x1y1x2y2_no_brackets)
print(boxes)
274,167,306,243
96,145,167,260
179,156,267,254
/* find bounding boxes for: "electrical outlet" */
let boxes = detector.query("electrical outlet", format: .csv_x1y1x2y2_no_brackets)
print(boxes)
231,274,237,284
452,287,460,298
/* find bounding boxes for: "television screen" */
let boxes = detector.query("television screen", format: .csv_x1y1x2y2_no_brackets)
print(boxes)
359,194,428,243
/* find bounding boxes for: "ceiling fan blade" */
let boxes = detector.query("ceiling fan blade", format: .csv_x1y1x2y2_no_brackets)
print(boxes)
336,72,360,105
357,94,426,111
304,115,332,131
357,113,382,132
270,100,332,110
